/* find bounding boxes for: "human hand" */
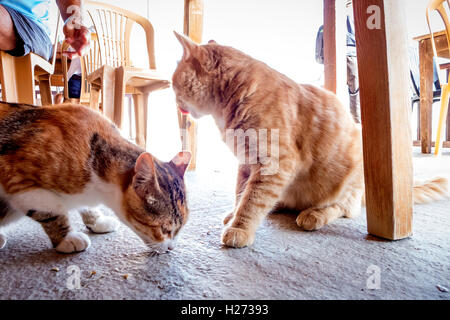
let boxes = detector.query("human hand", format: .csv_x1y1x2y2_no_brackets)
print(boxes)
62,14,90,58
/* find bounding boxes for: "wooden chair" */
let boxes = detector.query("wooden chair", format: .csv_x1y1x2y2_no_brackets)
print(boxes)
61,33,101,106
0,16,61,106
179,0,203,171
427,0,450,155
81,34,102,107
84,1,170,149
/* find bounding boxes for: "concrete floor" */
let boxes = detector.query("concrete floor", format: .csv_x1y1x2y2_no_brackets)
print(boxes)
0,148,449,300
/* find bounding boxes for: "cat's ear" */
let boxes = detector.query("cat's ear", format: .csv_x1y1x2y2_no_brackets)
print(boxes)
174,31,198,60
170,151,192,177
135,152,156,176
134,153,159,198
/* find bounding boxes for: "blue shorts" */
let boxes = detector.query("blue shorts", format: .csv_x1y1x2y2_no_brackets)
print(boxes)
68,74,82,99
3,5,53,61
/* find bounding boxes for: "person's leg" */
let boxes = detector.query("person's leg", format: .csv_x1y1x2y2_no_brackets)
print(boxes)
0,5,18,51
347,55,361,123
68,74,82,99
1,5,52,60
54,93,64,105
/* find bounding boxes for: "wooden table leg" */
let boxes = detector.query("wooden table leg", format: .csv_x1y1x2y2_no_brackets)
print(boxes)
323,0,347,102
179,0,203,171
353,0,413,240
419,39,434,154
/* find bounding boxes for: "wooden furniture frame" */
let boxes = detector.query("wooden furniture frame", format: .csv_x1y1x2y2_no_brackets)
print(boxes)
179,0,203,171
323,0,347,102
0,15,61,106
325,0,414,240
413,31,450,152
60,33,101,106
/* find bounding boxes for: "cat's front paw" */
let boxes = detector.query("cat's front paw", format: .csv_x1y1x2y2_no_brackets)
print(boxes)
221,227,254,248
0,233,6,250
86,216,120,234
56,232,91,253
296,209,326,231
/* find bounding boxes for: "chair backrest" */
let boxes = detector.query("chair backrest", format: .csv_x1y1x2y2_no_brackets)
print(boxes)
426,0,450,85
61,32,99,103
81,34,101,75
84,0,157,70
79,33,101,103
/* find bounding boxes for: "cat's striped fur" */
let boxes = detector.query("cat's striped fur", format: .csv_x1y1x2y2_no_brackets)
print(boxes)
0,102,190,253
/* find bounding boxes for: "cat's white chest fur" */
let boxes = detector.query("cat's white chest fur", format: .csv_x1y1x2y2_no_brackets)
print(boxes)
0,174,124,223
60,174,123,214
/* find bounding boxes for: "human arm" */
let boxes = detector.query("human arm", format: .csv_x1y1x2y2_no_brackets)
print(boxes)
56,0,89,57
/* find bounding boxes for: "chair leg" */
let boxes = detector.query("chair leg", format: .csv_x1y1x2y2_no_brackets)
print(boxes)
447,102,450,142
0,52,18,102
127,95,133,139
177,112,198,171
132,92,149,149
90,84,101,111
435,85,450,156
0,53,35,104
38,75,53,106
114,67,127,129
100,66,116,124
14,56,36,105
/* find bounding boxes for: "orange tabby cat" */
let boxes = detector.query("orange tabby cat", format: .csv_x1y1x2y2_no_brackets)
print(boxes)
172,32,449,248
0,102,190,254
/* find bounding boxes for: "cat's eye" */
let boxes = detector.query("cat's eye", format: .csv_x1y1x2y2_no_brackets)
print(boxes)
161,227,171,236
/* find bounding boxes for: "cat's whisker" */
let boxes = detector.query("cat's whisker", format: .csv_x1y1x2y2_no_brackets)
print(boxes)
144,241,173,256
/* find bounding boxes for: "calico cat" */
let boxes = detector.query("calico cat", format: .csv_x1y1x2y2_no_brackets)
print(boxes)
0,102,191,254
172,32,449,248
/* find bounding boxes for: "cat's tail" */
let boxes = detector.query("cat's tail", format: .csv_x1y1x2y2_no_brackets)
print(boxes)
361,177,449,206
413,177,449,204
